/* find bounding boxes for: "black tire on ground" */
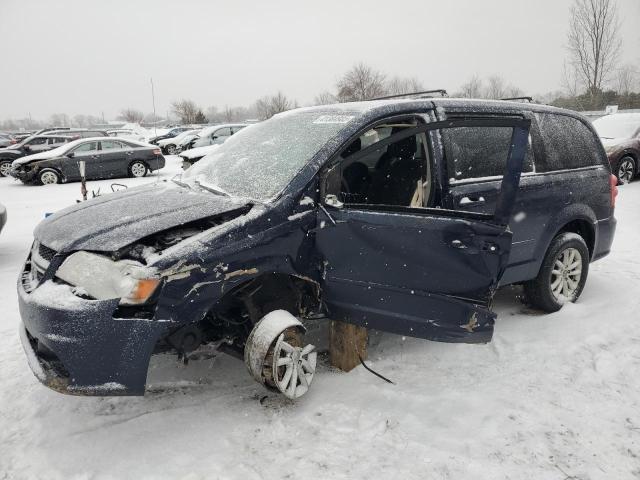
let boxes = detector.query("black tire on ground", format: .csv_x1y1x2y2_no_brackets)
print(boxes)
616,156,636,185
0,160,12,177
166,144,177,155
38,169,60,185
523,232,590,313
128,160,148,178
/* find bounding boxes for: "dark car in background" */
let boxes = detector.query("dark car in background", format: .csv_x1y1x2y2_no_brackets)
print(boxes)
0,134,75,176
10,137,165,185
148,127,193,145
593,113,640,184
16,98,615,399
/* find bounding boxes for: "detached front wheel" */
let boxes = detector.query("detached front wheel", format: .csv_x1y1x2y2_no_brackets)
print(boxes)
245,310,317,399
524,232,589,312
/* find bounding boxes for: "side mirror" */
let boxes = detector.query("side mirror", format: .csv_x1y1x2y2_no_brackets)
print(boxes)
324,194,344,209
66,152,75,158
23,146,31,152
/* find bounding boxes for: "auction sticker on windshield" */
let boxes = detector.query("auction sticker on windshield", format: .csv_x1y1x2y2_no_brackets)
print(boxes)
312,115,355,124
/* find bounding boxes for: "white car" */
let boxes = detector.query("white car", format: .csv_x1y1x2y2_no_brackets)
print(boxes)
179,144,221,169
157,129,201,155
107,129,146,143
190,124,247,149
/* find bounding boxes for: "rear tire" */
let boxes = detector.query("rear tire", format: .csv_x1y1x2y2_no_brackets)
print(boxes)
38,169,60,185
128,161,148,178
0,160,11,177
616,156,636,185
166,144,177,155
524,232,589,313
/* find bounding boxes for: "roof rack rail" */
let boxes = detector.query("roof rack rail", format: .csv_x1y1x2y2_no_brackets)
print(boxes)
370,89,448,101
501,96,534,103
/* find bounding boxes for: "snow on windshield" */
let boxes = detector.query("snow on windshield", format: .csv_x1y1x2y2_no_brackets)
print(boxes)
182,111,356,201
592,114,640,139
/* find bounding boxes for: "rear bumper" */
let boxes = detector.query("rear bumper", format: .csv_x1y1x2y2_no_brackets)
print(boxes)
593,215,616,262
18,271,168,396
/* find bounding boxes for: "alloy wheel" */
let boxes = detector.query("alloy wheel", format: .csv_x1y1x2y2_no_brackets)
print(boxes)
167,145,177,155
40,171,58,185
130,162,147,177
550,247,582,301
0,162,11,176
618,158,635,184
271,332,317,399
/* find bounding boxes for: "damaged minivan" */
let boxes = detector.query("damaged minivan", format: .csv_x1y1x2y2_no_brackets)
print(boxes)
18,98,616,398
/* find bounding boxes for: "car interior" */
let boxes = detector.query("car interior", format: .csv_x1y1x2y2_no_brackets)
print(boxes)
330,120,432,208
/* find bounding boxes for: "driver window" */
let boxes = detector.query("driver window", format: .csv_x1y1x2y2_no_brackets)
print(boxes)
72,142,98,155
327,120,432,208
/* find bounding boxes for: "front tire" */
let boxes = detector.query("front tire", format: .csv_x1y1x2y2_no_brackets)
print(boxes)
38,169,60,185
0,160,12,177
128,160,148,178
166,144,177,155
524,232,589,313
616,156,636,185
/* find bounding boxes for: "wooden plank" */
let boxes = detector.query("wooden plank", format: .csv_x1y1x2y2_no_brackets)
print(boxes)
329,321,368,372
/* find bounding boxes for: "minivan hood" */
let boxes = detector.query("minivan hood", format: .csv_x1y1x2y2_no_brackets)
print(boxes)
34,182,252,253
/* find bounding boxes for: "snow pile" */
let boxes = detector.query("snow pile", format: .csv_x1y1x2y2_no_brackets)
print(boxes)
0,156,639,478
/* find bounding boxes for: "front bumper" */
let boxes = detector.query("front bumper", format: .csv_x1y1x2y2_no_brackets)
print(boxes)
10,166,37,183
18,259,169,396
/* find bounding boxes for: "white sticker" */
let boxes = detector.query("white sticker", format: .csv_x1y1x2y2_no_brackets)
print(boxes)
313,115,354,124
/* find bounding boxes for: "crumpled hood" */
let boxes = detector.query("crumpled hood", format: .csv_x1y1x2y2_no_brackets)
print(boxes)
12,149,63,166
34,182,252,253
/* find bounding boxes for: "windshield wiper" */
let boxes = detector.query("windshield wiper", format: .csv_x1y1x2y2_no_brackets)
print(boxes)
194,179,229,197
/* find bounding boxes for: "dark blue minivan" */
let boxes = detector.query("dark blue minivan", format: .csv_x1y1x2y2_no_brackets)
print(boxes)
18,98,616,398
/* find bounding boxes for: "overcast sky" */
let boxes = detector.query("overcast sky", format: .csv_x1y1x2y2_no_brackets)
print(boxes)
1,0,638,121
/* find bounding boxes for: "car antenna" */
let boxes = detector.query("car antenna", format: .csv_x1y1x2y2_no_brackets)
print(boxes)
369,89,448,101
501,96,534,103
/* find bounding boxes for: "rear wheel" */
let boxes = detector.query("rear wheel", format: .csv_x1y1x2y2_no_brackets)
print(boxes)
524,232,589,312
0,161,11,177
616,156,636,185
128,160,148,178
38,169,60,185
166,144,177,155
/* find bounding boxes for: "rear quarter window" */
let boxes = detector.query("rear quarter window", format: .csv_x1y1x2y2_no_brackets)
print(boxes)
442,126,534,183
535,113,603,171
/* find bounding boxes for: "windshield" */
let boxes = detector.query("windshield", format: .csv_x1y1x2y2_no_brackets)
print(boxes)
182,111,356,201
593,114,640,139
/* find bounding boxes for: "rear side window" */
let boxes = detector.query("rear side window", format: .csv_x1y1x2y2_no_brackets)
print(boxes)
535,114,602,171
442,126,534,183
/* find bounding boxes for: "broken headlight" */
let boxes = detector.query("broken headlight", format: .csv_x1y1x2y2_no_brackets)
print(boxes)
55,251,160,305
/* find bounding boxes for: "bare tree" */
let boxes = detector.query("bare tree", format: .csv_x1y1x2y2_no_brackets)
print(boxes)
484,75,508,99
255,92,295,120
314,91,337,105
336,63,387,101
567,0,621,96
49,113,70,127
171,99,200,124
118,108,144,123
458,75,483,98
615,65,638,95
386,76,424,96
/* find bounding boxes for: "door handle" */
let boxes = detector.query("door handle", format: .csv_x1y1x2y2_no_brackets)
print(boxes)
458,196,485,206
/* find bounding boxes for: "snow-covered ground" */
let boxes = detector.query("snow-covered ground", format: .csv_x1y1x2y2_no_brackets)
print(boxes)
1,158,639,479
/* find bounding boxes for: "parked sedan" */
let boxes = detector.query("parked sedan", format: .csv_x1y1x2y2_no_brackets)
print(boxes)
157,129,200,154
0,134,75,177
593,113,640,184
10,137,165,185
0,133,16,148
148,127,193,145
188,124,247,149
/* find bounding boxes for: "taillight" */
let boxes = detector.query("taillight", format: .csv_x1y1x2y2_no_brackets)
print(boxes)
153,148,161,155
610,174,618,208
10,139,17,144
